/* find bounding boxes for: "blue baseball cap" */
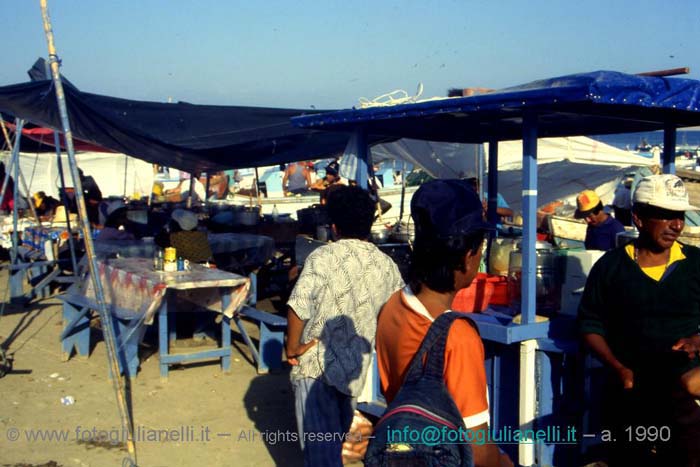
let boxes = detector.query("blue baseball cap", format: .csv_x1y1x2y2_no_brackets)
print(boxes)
411,179,494,238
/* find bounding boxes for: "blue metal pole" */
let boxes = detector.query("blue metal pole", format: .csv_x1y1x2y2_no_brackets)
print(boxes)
52,144,80,275
663,124,676,174
44,57,79,275
355,129,370,190
0,120,23,223
8,120,25,267
0,118,42,225
39,1,137,465
521,113,538,325
484,140,499,272
487,139,499,226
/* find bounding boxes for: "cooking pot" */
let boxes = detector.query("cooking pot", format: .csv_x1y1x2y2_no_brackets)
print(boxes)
507,241,562,317
231,206,260,226
297,205,330,235
390,221,415,243
371,226,391,244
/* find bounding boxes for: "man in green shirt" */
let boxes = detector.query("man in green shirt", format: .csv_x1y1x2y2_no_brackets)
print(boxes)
579,174,700,466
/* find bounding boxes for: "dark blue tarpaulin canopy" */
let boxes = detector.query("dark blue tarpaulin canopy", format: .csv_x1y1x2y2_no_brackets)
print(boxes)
0,60,390,173
292,70,700,140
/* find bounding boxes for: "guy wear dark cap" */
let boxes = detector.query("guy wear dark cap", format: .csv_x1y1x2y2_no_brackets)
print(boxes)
411,179,494,238
325,160,340,176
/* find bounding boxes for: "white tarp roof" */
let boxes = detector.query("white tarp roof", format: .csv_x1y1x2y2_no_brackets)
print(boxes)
6,151,155,200
488,136,659,170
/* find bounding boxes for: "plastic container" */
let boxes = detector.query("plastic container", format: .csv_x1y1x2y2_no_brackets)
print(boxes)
488,238,518,275
452,273,505,312
489,276,509,306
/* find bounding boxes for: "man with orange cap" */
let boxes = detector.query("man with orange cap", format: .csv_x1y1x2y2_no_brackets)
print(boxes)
574,189,624,250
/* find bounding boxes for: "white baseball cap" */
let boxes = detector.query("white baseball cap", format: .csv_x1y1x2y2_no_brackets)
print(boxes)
633,174,699,212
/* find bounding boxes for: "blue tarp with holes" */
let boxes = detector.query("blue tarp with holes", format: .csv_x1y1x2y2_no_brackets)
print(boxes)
292,70,700,141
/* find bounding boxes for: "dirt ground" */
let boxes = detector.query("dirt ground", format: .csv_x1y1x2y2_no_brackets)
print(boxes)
0,268,303,467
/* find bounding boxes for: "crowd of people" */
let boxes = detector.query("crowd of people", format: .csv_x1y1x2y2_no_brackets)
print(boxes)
285,174,700,466
4,153,700,465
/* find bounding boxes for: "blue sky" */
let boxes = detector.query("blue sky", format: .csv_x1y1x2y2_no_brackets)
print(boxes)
2,0,700,110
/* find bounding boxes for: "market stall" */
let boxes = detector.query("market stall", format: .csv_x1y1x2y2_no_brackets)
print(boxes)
292,69,700,466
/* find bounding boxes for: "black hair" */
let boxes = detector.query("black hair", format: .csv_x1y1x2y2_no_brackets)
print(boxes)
408,230,485,294
326,185,375,239
104,207,128,228
169,219,183,233
578,201,603,218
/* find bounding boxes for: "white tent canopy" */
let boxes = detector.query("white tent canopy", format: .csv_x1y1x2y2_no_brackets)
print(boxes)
487,136,659,170
6,151,155,200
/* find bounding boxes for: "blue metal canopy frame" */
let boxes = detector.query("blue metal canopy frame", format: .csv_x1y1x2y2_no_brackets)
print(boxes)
292,69,700,336
294,69,700,466
293,71,700,143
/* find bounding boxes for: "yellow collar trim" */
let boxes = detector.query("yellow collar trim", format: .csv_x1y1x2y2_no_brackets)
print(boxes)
625,241,685,281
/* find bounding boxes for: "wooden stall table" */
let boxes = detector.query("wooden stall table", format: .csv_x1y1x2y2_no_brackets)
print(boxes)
60,257,250,379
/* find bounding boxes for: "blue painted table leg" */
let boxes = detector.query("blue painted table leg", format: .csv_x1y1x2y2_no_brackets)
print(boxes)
492,353,501,432
9,268,25,304
61,302,90,361
167,293,177,345
248,272,257,306
258,322,284,374
220,288,232,372
28,263,50,299
158,299,169,379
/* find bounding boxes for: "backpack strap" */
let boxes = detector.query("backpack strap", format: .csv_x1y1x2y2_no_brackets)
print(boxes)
403,311,478,384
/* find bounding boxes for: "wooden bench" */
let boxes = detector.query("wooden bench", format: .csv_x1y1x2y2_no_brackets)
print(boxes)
59,290,147,378
233,305,287,374
5,246,76,305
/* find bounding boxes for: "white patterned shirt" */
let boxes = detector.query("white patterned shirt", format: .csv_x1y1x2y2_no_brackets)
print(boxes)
288,238,403,396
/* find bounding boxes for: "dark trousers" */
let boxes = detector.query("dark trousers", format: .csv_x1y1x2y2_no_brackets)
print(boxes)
602,374,700,467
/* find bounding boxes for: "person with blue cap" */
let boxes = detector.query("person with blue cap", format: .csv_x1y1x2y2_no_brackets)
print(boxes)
376,179,513,467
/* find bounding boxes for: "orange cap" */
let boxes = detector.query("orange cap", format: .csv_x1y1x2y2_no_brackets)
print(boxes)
574,190,601,218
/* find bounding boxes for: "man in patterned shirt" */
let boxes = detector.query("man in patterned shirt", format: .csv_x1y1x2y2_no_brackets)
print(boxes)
286,185,403,467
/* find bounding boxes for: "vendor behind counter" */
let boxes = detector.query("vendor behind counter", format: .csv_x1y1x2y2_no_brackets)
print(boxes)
155,208,213,263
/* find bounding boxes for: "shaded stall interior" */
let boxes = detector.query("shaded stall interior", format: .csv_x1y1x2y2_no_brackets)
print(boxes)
292,70,700,466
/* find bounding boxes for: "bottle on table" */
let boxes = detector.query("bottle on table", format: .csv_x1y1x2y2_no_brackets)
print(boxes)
153,247,164,271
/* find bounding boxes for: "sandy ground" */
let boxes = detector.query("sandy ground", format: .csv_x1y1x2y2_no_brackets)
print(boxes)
0,269,303,467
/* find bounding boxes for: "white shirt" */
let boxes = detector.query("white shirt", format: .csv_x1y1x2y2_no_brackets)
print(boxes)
288,238,404,396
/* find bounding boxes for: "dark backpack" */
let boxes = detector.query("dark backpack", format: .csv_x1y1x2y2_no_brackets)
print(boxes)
365,312,476,466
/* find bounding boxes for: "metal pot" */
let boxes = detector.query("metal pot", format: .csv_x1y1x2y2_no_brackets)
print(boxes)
231,206,260,226
297,205,330,235
371,226,390,244
390,221,415,243
507,241,561,316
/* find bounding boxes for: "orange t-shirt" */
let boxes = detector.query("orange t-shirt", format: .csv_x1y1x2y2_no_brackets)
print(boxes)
376,286,490,428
